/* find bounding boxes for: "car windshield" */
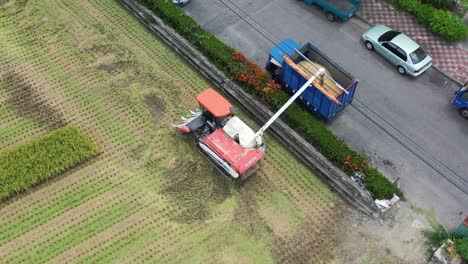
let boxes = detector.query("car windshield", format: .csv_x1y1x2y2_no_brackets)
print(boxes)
378,30,401,42
409,47,427,64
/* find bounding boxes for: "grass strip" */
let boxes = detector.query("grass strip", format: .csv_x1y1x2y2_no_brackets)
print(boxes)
0,126,99,201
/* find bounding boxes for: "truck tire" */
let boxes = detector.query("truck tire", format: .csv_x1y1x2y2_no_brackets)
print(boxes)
459,108,468,119
365,41,374,50
326,12,337,22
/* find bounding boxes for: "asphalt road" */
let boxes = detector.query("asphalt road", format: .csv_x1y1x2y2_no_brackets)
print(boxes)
182,0,467,228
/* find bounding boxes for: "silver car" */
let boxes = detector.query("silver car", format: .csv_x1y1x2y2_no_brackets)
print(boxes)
362,24,432,77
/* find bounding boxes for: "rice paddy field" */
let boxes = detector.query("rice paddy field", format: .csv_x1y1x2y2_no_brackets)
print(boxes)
0,0,349,262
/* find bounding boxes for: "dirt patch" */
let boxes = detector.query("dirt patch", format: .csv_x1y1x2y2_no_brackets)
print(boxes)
260,206,294,239
143,93,166,122
334,202,429,263
271,202,345,263
2,68,67,130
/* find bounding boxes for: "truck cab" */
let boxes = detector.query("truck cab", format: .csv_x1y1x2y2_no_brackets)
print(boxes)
453,82,468,119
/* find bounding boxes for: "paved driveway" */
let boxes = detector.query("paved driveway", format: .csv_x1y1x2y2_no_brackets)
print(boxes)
183,0,467,228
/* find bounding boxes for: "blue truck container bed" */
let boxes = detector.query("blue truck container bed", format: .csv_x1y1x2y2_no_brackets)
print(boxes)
266,38,358,121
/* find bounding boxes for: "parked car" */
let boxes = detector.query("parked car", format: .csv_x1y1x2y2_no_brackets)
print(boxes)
172,0,190,7
362,24,432,77
300,0,361,22
453,81,468,119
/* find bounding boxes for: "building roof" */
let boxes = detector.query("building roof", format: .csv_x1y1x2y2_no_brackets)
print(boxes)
196,88,233,118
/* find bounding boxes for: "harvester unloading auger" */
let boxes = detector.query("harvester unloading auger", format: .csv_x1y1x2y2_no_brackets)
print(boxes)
173,65,326,180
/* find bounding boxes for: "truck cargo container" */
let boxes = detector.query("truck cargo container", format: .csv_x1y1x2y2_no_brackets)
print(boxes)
266,38,358,121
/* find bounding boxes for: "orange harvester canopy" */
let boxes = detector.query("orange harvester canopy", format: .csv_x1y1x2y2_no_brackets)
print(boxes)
196,88,233,118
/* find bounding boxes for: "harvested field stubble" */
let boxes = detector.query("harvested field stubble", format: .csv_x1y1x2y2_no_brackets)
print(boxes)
0,0,345,262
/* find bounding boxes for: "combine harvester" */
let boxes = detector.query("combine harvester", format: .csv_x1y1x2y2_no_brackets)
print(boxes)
174,69,325,180
266,38,359,121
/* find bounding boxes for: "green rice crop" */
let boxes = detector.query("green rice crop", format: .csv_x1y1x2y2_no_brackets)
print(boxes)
0,126,99,201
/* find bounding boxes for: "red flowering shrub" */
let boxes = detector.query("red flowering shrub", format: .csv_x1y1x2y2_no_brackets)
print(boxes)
229,51,281,100
343,154,366,174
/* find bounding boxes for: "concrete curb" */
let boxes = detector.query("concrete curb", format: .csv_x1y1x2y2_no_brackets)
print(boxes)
354,13,464,86
118,0,382,218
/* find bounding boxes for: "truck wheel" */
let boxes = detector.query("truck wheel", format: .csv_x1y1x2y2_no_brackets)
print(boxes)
365,41,374,50
397,66,406,75
326,12,337,22
459,108,468,119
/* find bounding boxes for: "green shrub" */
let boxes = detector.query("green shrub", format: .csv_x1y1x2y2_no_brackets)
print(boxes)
422,225,449,248
361,166,401,199
394,0,420,14
0,126,99,201
139,0,402,200
393,0,467,42
423,0,455,9
414,3,435,24
456,238,468,261
429,10,468,42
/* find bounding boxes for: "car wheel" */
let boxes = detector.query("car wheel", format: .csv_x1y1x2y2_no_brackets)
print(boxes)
397,66,406,75
326,12,337,22
459,108,468,119
365,41,374,50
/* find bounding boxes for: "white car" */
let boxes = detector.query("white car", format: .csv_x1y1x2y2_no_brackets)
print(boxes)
362,24,432,77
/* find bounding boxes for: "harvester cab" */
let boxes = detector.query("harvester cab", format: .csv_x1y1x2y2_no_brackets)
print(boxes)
174,67,324,181
174,88,265,180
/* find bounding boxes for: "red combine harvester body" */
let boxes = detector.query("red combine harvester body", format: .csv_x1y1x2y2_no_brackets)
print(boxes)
174,67,325,180
174,88,265,180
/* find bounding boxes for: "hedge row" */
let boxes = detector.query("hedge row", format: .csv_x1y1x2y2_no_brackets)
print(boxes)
394,0,467,42
457,238,468,261
423,0,456,9
0,126,100,201
139,0,401,199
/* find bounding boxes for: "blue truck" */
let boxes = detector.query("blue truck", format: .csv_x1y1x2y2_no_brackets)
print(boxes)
453,82,468,119
301,0,361,22
266,38,358,121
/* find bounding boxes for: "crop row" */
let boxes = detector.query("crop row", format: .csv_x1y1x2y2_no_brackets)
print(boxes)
0,126,99,201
